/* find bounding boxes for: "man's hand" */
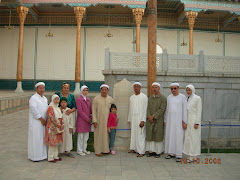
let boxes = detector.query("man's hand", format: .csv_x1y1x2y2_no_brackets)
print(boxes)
93,122,98,128
139,121,145,128
69,128,73,134
194,124,199,129
182,121,187,130
39,118,46,126
164,122,166,127
148,115,154,124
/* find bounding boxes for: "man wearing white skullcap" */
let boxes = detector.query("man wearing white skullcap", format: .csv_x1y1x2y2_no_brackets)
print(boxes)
183,84,202,163
128,82,148,157
146,82,167,158
28,82,48,161
92,84,114,156
164,82,187,162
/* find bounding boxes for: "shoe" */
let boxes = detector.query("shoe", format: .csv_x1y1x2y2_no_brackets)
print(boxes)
55,158,62,161
77,152,86,156
137,154,145,157
165,155,175,159
176,158,182,162
66,152,75,158
95,153,103,157
128,150,136,153
84,151,91,155
48,159,56,163
111,150,116,155
154,154,160,158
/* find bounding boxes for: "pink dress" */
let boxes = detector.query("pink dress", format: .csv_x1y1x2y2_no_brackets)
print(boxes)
76,95,92,133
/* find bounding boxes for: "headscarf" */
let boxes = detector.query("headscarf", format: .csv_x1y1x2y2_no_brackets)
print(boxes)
81,85,88,101
186,84,195,95
49,94,62,120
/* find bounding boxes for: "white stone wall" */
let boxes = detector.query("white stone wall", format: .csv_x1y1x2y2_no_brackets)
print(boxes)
0,26,239,81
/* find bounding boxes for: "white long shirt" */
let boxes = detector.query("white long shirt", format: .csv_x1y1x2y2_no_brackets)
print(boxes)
164,93,187,157
28,93,48,161
128,92,148,154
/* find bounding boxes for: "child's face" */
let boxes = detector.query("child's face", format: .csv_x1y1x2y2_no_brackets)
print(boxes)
111,108,117,114
60,100,68,108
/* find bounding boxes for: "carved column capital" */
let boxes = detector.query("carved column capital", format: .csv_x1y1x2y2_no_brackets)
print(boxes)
132,8,145,25
17,6,29,24
74,7,86,24
185,11,198,28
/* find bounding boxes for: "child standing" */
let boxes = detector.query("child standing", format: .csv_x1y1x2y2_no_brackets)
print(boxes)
107,104,118,155
58,97,75,158
44,94,65,163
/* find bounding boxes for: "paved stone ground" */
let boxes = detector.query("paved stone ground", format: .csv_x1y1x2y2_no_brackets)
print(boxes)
0,109,240,180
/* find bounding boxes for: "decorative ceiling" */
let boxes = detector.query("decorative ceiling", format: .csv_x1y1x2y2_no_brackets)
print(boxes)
0,0,239,32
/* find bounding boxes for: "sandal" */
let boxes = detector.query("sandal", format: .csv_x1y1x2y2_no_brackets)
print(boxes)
128,150,136,153
165,154,175,159
147,152,156,157
137,154,145,157
155,154,160,158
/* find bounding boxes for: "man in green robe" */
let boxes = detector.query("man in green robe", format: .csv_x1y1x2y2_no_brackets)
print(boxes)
146,82,167,158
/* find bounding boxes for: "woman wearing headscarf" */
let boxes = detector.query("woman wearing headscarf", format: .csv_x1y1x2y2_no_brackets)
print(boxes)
44,94,65,163
183,84,202,163
76,85,92,156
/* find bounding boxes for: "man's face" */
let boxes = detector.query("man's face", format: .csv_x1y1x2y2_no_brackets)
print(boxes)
152,85,160,95
186,87,192,96
170,86,179,96
134,85,141,94
100,87,109,97
82,88,89,96
60,100,68,108
36,85,45,96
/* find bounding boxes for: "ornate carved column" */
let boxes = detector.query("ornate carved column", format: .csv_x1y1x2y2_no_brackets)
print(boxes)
147,0,157,97
15,6,28,92
132,8,144,53
74,7,86,95
185,11,198,55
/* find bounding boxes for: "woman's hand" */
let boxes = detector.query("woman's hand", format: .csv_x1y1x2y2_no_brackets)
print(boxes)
69,128,73,134
93,122,98,128
107,128,111,133
66,109,72,115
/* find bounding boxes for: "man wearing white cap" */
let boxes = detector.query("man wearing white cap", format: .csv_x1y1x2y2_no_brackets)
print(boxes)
146,82,167,158
128,82,148,157
92,84,114,156
28,82,48,161
164,82,187,162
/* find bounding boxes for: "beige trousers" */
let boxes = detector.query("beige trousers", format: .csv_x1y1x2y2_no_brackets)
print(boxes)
48,146,59,161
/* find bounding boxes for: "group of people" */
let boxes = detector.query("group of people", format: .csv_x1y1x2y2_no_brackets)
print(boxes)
28,80,202,163
128,82,202,163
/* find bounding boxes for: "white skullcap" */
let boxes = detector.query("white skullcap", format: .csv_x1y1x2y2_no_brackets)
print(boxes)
152,82,161,87
170,82,179,87
186,84,195,94
100,84,109,89
35,82,45,88
81,85,88,92
133,82,142,86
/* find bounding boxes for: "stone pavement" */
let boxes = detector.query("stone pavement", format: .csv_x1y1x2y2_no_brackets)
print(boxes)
0,109,240,180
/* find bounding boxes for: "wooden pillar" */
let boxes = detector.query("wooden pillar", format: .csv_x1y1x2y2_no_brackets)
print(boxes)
132,8,144,53
74,7,86,95
147,0,157,97
15,6,28,92
238,16,240,22
185,11,198,55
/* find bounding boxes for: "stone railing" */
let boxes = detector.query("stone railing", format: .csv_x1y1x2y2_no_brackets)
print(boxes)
104,48,240,75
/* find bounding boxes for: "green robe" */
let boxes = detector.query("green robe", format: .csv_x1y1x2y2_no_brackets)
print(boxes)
146,93,167,142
